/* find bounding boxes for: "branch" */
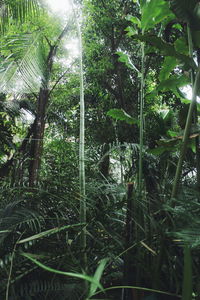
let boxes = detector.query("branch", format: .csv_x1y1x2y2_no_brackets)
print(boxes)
48,69,69,97
46,23,71,75
44,35,52,47
55,23,71,46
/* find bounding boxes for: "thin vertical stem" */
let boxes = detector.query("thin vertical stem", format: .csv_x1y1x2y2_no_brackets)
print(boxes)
171,65,200,198
187,26,200,191
71,1,87,270
138,39,145,195
171,25,200,198
78,23,87,269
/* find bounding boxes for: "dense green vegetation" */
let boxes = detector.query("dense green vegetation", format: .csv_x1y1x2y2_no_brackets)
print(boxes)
0,0,200,299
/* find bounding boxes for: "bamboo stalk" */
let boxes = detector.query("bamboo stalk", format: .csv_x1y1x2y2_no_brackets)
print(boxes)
171,64,200,198
71,2,87,270
78,26,87,269
138,37,145,196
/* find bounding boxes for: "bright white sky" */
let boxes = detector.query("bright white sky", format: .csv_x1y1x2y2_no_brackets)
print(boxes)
45,0,79,64
45,0,72,16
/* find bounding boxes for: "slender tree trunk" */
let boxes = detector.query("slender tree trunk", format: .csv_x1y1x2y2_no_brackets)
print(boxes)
70,1,87,270
29,88,48,187
28,26,69,187
79,29,87,269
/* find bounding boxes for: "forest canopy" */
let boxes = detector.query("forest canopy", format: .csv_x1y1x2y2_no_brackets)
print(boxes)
0,0,200,299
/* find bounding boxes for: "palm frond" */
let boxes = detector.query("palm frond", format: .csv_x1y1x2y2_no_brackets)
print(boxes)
0,33,46,94
0,0,40,32
0,201,45,245
164,187,200,248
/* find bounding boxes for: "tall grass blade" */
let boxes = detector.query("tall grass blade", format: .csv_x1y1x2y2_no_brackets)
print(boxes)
88,258,108,298
21,252,103,291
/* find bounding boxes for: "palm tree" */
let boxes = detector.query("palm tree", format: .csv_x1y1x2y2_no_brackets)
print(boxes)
0,1,72,187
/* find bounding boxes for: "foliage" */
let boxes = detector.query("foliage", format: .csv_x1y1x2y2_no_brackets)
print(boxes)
0,0,200,299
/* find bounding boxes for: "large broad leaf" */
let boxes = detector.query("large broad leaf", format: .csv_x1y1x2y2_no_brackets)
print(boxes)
174,37,188,55
148,129,200,155
141,0,173,31
158,75,190,92
107,109,139,125
170,0,200,30
159,56,177,81
133,34,197,70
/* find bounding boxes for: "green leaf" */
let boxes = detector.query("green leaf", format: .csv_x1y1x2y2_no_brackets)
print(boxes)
133,34,197,70
158,75,190,92
88,258,108,298
170,0,200,30
188,139,196,153
0,0,40,32
147,146,176,155
0,33,46,94
167,130,179,138
141,0,173,31
174,37,188,55
17,223,85,244
180,98,191,105
116,52,140,73
125,26,137,37
159,56,177,81
126,15,141,27
157,138,180,147
107,109,139,125
21,252,103,291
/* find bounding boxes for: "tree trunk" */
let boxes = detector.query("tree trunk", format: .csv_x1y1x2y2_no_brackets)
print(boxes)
28,25,69,187
29,88,48,187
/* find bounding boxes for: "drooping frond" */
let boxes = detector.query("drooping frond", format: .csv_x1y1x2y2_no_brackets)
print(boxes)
164,187,200,248
0,33,46,94
0,201,45,246
16,280,84,300
0,0,40,32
